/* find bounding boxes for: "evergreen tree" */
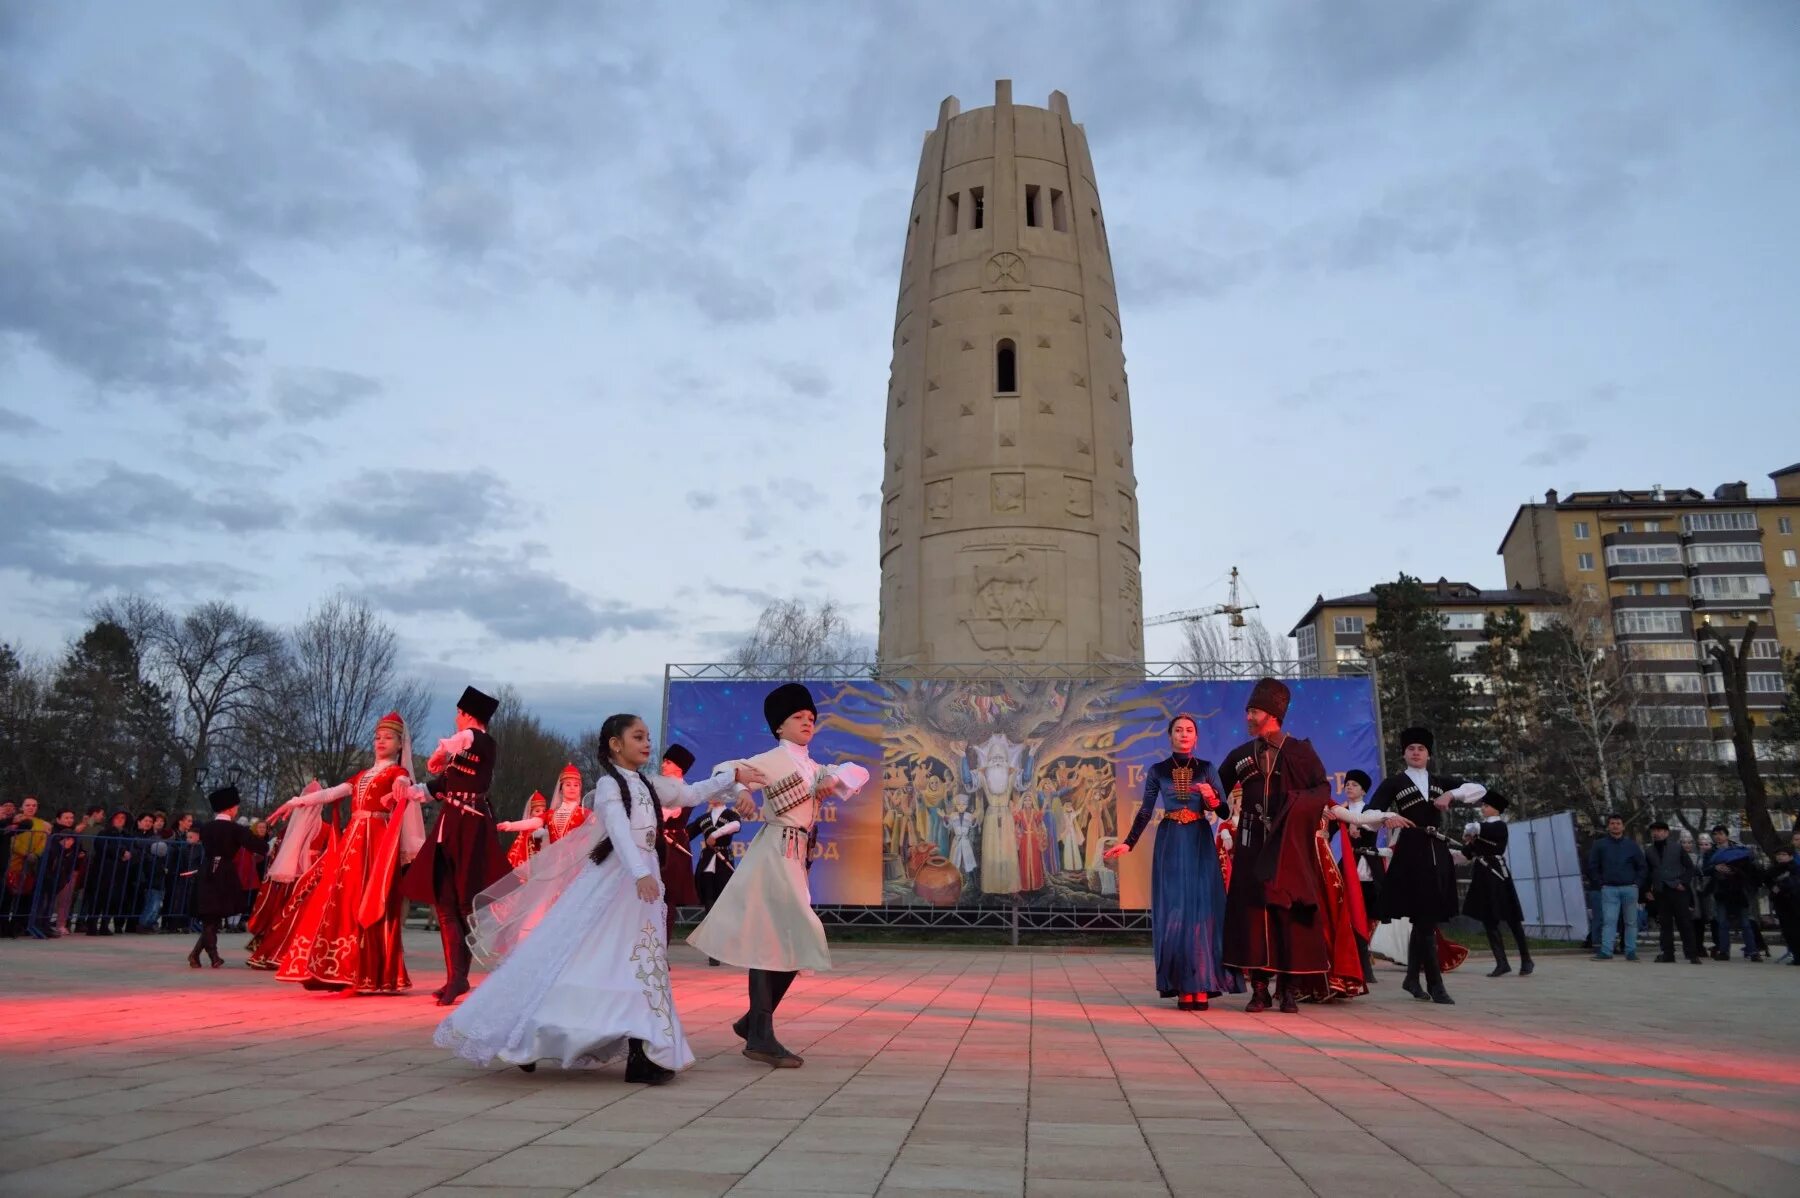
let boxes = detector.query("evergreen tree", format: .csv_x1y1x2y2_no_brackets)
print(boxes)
1368,575,1468,773
45,622,179,811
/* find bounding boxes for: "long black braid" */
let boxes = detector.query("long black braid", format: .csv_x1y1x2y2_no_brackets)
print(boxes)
589,713,656,866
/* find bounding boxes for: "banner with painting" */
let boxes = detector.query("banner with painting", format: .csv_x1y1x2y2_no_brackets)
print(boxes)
663,675,1380,910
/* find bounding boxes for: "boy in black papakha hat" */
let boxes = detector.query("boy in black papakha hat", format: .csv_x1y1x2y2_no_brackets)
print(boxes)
190,786,268,970
401,685,510,1006
688,683,871,1067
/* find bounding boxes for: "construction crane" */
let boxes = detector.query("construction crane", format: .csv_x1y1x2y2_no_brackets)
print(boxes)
1145,567,1259,650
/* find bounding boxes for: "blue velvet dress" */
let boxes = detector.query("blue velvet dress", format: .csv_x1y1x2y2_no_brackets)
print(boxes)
1126,756,1240,997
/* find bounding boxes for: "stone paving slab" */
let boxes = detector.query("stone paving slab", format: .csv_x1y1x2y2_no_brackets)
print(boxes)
1,931,1797,1197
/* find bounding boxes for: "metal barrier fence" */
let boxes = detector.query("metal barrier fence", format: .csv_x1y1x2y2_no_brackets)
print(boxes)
0,830,267,940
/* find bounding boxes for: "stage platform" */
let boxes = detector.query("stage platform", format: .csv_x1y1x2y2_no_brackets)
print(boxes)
0,931,1793,1197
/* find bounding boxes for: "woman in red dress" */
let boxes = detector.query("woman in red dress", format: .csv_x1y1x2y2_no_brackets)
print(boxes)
656,748,700,939
246,784,338,969
1014,794,1049,892
544,764,589,844
503,793,550,870
271,712,425,995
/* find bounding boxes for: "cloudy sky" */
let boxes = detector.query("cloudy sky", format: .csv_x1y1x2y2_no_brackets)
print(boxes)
3,1,1798,735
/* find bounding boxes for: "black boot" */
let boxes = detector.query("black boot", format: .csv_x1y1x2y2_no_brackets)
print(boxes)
1423,951,1453,1004
1401,972,1428,1001
625,1039,674,1085
1486,928,1511,977
1245,975,1271,1013
742,970,802,1067
187,949,202,969
1277,983,1299,1014
433,917,461,1001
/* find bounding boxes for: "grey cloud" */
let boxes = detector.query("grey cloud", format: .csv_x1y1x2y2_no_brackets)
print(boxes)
0,407,46,434
801,549,846,570
274,367,383,422
0,198,270,394
565,237,778,325
685,491,720,511
317,468,517,545
1522,433,1591,468
364,548,670,643
768,360,831,400
0,464,289,536
706,581,781,609
1384,484,1463,519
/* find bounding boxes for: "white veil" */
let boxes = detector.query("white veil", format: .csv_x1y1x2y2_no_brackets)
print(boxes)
467,814,607,967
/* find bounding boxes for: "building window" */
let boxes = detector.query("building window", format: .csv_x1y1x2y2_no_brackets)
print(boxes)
1050,188,1068,232
970,187,985,231
1617,522,1633,533
1624,641,1697,662
1624,583,1640,596
1335,646,1365,663
1616,610,1685,635
1792,581,1800,599
1581,583,1599,600
1577,553,1595,571
1529,611,1562,631
1607,544,1682,566
1747,673,1785,694
1333,615,1365,635
1454,673,1489,694
1024,184,1040,228
1785,550,1798,567
1630,673,1703,695
995,339,1017,394
1780,517,1793,535
1687,543,1762,565
1749,640,1782,659
1692,574,1770,600
1644,520,1661,532
943,192,960,235
1296,624,1317,661
1656,582,1672,595
1638,706,1708,728
1573,521,1591,540
1442,612,1484,631
1451,642,1482,662
1681,511,1758,533
1588,617,1605,638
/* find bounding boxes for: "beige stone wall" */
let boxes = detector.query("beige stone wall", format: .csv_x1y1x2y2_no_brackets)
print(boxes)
879,82,1143,665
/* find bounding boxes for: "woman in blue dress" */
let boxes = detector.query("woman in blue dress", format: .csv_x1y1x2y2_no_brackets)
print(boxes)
1104,714,1239,1010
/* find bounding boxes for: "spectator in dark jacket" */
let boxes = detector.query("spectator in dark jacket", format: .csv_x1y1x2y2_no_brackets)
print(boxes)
1585,814,1647,961
1643,822,1702,964
1764,831,1799,966
1704,826,1763,962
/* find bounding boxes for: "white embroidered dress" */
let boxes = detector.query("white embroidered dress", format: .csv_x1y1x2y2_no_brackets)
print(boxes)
433,768,735,1071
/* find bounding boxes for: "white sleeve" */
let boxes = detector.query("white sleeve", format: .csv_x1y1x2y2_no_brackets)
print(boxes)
1330,806,1390,827
709,819,742,841
649,771,740,809
292,782,352,807
820,762,871,797
595,776,651,880
1448,781,1488,804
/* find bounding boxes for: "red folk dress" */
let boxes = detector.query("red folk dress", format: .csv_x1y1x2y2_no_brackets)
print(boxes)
276,764,412,994
246,818,337,969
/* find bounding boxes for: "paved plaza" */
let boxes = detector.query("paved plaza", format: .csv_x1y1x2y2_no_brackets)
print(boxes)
0,931,1794,1198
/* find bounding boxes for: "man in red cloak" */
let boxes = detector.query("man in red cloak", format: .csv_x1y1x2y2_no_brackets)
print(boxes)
1221,678,1400,1012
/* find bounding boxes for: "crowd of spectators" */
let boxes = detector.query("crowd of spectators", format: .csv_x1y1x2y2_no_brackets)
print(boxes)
1,797,270,940
1583,817,1799,965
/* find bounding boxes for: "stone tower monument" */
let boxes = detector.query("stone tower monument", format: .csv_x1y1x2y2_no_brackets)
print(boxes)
879,81,1143,665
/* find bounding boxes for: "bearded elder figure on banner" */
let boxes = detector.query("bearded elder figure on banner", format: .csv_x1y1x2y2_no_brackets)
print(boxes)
965,733,1031,896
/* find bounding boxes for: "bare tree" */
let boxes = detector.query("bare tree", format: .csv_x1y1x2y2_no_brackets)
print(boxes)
282,595,431,789
1703,619,1782,855
731,598,866,674
1535,598,1637,824
487,687,576,822
1177,614,1293,676
98,598,288,803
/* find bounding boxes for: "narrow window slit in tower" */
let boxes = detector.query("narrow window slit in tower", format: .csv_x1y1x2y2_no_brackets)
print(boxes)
1050,189,1068,232
1025,185,1041,228
970,187,985,230
944,193,960,235
995,339,1017,394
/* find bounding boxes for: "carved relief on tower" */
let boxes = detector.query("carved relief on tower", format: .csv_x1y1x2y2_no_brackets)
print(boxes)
926,479,953,522
982,250,1028,292
990,472,1025,514
884,496,901,541
956,540,1065,659
1120,558,1143,650
1064,476,1093,519
1118,490,1136,537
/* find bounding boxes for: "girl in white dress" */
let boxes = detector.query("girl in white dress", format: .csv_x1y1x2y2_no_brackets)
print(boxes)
433,713,760,1081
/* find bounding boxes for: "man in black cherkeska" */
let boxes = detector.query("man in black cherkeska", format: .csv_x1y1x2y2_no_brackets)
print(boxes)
401,686,508,1006
189,786,268,970
1365,726,1487,1004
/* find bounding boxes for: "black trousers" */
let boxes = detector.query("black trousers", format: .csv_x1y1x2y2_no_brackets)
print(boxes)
1406,919,1443,989
1483,919,1531,968
435,905,473,988
192,916,221,962
744,968,798,1053
1655,891,1700,960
